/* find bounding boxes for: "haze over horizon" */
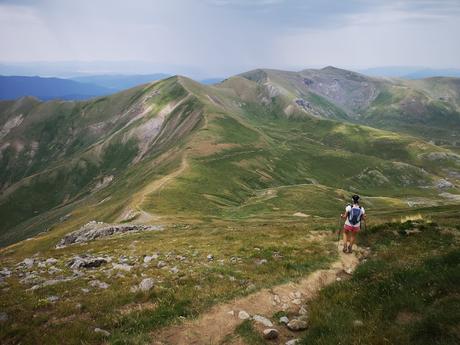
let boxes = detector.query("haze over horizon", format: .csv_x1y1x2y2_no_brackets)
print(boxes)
1,0,460,78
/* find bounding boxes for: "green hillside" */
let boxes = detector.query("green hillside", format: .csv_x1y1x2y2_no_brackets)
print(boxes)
0,68,460,345
1,69,459,247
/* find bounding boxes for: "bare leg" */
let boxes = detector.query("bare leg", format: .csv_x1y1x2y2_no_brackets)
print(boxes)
343,231,349,252
349,232,356,252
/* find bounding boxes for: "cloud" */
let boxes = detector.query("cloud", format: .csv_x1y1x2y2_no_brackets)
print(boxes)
0,0,459,77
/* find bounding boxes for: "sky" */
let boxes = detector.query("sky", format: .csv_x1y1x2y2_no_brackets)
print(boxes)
0,0,459,78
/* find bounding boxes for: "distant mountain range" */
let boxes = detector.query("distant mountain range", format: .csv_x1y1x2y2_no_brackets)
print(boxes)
0,74,224,100
0,76,112,100
360,67,460,79
1,66,459,247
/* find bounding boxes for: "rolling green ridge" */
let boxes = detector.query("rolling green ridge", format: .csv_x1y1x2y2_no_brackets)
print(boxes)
0,68,459,246
0,67,460,345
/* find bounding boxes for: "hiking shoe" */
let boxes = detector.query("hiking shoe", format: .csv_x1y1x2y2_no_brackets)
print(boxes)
347,245,353,253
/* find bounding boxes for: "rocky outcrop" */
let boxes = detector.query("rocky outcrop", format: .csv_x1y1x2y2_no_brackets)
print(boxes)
56,221,163,247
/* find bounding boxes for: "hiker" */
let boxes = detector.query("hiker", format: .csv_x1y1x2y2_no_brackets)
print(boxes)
340,195,365,253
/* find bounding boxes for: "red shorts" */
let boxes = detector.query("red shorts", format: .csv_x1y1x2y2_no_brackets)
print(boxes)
344,224,360,232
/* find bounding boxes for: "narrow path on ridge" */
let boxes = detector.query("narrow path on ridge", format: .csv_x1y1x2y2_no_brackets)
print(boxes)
153,244,361,345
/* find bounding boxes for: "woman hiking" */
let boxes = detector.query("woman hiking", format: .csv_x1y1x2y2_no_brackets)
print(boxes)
341,195,365,253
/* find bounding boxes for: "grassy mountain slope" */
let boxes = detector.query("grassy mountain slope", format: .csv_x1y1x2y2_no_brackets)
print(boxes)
239,67,460,145
0,68,459,248
0,68,460,345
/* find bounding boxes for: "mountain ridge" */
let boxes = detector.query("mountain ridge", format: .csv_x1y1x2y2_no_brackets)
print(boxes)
0,68,459,247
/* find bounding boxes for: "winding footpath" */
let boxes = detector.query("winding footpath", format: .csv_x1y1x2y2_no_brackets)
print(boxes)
154,244,361,345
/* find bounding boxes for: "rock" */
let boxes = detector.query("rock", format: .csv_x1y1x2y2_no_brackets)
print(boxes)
0,268,11,277
353,319,364,327
81,288,90,293
263,328,279,339
279,316,289,324
344,268,354,275
89,280,109,289
292,299,302,305
238,310,250,320
207,254,214,261
138,278,155,292
293,212,309,217
227,310,235,316
170,267,179,274
67,255,107,269
45,258,58,265
157,261,167,268
298,306,308,315
112,263,133,272
285,339,300,345
94,328,110,337
143,256,154,263
48,266,62,275
47,295,59,303
436,179,453,189
287,319,308,331
253,315,273,327
255,259,267,265
57,221,164,248
0,312,8,322
18,258,35,269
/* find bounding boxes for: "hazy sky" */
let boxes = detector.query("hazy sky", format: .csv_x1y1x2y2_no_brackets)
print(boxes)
1,0,459,77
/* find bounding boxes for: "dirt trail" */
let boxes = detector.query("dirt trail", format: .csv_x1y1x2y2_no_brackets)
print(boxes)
117,155,189,223
154,244,360,345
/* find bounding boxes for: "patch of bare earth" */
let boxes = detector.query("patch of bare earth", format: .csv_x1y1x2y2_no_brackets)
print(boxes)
153,245,360,345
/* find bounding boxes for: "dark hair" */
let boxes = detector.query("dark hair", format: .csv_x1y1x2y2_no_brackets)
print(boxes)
352,194,360,203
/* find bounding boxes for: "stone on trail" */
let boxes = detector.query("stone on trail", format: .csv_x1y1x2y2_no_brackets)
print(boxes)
207,254,214,261
263,328,279,339
287,319,308,331
238,310,250,320
298,305,308,315
285,339,300,345
279,316,289,324
94,328,110,337
157,261,167,268
253,315,273,327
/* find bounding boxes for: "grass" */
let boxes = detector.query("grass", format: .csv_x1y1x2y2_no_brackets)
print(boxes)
0,221,336,345
300,215,460,345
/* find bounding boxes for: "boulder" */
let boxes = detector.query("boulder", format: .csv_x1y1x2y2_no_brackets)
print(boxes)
67,255,107,269
57,221,164,247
